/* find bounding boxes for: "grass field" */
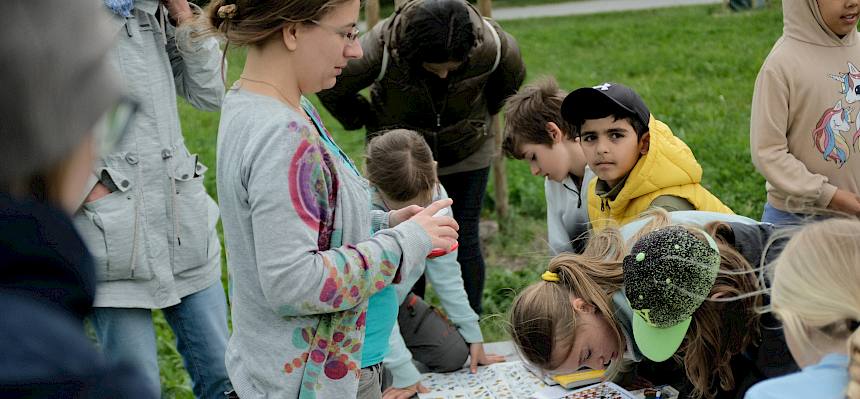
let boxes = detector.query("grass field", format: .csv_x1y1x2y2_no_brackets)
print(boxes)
154,2,785,396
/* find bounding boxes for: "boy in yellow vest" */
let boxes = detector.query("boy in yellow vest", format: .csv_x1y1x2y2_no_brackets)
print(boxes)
560,82,733,231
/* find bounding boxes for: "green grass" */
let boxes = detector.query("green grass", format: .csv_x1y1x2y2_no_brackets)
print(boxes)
156,3,785,396
372,0,591,21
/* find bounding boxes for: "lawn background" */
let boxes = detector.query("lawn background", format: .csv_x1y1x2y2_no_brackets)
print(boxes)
155,2,784,396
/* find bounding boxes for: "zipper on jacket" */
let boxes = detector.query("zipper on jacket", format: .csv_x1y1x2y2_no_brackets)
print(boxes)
562,180,583,208
124,17,133,37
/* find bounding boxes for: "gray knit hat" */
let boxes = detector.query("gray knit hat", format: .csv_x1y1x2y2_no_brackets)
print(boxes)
0,0,122,193
623,225,720,362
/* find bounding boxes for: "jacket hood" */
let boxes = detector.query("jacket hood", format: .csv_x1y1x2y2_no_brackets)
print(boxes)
0,193,96,321
783,0,857,46
610,116,703,211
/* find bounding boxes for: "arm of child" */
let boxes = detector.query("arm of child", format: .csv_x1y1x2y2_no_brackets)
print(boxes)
750,65,838,208
316,22,385,131
383,321,425,389
424,251,483,344
246,125,433,317
649,195,695,212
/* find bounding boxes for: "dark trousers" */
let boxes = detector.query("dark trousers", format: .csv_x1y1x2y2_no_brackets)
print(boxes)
398,294,469,372
437,166,490,315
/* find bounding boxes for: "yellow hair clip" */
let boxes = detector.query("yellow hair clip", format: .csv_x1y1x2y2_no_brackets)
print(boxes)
541,271,560,283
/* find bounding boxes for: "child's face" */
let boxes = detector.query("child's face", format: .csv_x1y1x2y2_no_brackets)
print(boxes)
818,0,860,37
519,123,587,183
579,116,649,188
549,297,621,374
519,141,585,183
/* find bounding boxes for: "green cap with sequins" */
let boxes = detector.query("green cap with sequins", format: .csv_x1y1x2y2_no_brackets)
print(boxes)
623,225,720,362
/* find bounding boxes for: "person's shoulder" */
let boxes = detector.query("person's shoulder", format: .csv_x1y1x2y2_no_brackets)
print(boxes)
223,90,316,142
745,365,846,399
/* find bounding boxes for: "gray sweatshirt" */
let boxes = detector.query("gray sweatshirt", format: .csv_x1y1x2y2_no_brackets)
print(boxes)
216,88,431,398
545,167,596,254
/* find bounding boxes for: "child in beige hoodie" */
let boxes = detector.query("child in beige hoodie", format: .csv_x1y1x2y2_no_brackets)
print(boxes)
751,0,860,224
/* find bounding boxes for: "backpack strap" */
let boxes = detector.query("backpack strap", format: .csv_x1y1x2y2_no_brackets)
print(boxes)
376,44,390,83
482,17,502,74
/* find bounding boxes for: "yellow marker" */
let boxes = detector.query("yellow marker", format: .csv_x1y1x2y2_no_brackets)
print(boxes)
551,368,606,389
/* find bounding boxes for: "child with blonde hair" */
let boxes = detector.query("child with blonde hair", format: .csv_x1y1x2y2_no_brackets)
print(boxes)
509,210,797,399
745,218,860,399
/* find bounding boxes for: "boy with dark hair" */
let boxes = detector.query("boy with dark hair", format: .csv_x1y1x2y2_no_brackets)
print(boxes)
561,82,733,231
502,77,594,254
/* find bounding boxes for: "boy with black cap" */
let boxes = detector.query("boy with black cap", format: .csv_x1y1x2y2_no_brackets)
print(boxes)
561,82,733,231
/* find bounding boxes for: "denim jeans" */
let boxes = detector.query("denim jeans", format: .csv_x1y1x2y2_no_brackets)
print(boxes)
91,282,231,399
438,167,490,315
761,202,808,226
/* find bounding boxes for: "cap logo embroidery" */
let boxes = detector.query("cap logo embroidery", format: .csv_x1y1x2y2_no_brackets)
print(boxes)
635,308,656,327
593,83,612,91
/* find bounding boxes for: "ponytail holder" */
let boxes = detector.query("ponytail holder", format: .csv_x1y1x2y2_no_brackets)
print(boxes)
217,4,237,19
541,271,560,283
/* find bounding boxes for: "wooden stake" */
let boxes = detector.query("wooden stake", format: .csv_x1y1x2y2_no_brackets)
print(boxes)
367,0,380,30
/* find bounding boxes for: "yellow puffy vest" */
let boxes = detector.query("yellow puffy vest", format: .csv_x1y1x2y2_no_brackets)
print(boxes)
587,117,734,231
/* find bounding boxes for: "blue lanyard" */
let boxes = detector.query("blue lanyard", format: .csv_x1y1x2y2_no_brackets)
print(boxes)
301,98,360,177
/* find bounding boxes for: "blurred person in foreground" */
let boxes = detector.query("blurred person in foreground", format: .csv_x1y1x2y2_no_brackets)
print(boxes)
0,0,157,397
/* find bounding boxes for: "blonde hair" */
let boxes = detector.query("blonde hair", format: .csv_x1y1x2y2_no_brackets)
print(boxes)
626,209,762,399
507,228,627,378
366,129,437,204
769,218,860,399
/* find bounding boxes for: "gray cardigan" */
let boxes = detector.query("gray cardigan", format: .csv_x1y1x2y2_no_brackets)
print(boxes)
217,89,431,398
73,0,225,309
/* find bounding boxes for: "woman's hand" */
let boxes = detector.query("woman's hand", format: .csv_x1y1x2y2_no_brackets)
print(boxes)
408,199,459,250
389,205,424,228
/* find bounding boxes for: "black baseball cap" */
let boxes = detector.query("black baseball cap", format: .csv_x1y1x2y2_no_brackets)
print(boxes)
560,82,650,130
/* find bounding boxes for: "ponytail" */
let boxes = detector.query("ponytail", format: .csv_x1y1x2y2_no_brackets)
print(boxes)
847,324,860,399
508,228,626,377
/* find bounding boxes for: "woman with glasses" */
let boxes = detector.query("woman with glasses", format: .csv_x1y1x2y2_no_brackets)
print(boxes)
318,0,527,319
73,0,232,397
204,0,460,397
0,0,156,397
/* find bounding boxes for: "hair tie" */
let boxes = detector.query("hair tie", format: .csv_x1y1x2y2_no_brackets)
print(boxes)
217,4,237,19
541,271,560,283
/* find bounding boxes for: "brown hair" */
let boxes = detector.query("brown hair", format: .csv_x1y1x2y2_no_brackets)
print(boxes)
507,228,627,378
202,0,352,46
502,76,577,160
366,129,437,204
628,209,762,399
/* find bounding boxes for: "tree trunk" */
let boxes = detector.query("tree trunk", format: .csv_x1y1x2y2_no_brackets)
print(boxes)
478,0,492,17
366,0,380,30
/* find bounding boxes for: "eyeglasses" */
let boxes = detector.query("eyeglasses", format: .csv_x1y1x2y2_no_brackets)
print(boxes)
308,20,360,43
92,96,138,157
